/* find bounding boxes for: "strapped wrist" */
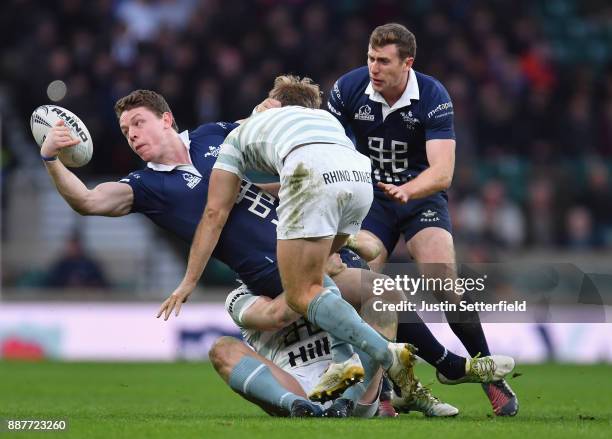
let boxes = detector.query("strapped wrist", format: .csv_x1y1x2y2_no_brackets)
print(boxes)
41,153,58,162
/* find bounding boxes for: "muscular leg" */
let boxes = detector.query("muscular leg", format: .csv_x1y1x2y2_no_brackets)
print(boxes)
352,227,476,379
407,227,491,358
278,236,357,363
408,228,518,416
277,237,394,369
209,336,308,416
277,237,334,314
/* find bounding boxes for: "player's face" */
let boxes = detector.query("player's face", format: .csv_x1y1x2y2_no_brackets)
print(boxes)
119,107,169,162
367,44,413,96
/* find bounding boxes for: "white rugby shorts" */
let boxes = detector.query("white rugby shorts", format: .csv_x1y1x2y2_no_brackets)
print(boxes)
277,143,373,240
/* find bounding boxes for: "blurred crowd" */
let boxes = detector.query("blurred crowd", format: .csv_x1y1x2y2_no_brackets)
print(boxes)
2,0,612,253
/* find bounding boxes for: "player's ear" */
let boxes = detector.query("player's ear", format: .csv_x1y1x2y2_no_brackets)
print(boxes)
403,57,414,71
162,111,174,129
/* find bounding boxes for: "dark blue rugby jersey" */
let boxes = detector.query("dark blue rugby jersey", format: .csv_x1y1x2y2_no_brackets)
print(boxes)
327,66,455,184
119,122,280,288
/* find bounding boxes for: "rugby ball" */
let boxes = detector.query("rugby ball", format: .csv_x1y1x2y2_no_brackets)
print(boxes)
30,105,93,167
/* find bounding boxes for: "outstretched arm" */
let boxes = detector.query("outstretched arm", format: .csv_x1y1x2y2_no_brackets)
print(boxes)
158,169,241,320
42,120,133,216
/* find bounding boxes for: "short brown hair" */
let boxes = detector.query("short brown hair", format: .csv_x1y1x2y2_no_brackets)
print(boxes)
114,89,178,131
268,75,322,109
369,23,417,60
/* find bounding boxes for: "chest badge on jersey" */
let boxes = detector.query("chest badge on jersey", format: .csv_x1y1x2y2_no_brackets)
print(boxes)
182,172,202,189
204,145,221,158
354,104,375,121
400,111,420,130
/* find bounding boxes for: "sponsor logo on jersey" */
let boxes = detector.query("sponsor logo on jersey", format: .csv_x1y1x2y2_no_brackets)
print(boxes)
204,145,221,158
420,209,440,222
287,336,330,367
400,110,420,130
427,102,453,119
354,104,375,121
182,172,202,189
327,101,341,116
216,122,228,129
333,81,343,103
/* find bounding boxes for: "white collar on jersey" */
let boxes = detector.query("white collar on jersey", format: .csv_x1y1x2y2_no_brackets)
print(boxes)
365,68,420,121
146,130,202,177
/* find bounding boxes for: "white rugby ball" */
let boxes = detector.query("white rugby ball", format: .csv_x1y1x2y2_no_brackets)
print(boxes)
30,105,93,167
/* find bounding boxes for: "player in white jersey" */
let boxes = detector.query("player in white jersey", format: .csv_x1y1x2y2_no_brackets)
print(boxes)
213,282,386,418
214,99,373,241
159,75,421,406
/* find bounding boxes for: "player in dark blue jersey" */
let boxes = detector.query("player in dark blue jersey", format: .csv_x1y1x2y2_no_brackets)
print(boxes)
41,92,282,296
118,120,287,296
327,23,518,416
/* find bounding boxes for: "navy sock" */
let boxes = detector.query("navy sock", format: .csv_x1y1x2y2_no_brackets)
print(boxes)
396,320,466,380
445,301,491,357
447,321,491,358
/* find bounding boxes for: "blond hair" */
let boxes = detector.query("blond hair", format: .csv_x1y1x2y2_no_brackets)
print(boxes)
268,75,322,109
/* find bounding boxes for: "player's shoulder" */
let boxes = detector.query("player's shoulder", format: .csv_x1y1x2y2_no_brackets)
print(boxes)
189,121,239,142
335,66,370,93
120,167,155,182
119,167,161,192
270,106,334,122
414,70,451,100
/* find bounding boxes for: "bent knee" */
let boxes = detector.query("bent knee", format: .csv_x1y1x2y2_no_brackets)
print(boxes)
209,336,242,371
409,228,455,263
285,283,328,315
285,293,307,315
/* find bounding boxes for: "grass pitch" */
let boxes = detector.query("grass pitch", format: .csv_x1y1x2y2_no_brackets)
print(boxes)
1,361,610,438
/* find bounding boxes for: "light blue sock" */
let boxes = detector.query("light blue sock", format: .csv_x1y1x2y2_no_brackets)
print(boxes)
340,348,378,403
323,275,355,363
307,288,392,369
228,356,306,412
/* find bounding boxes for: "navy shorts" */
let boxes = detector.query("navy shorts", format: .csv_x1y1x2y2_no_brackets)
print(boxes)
362,189,452,256
339,248,370,270
246,269,284,299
